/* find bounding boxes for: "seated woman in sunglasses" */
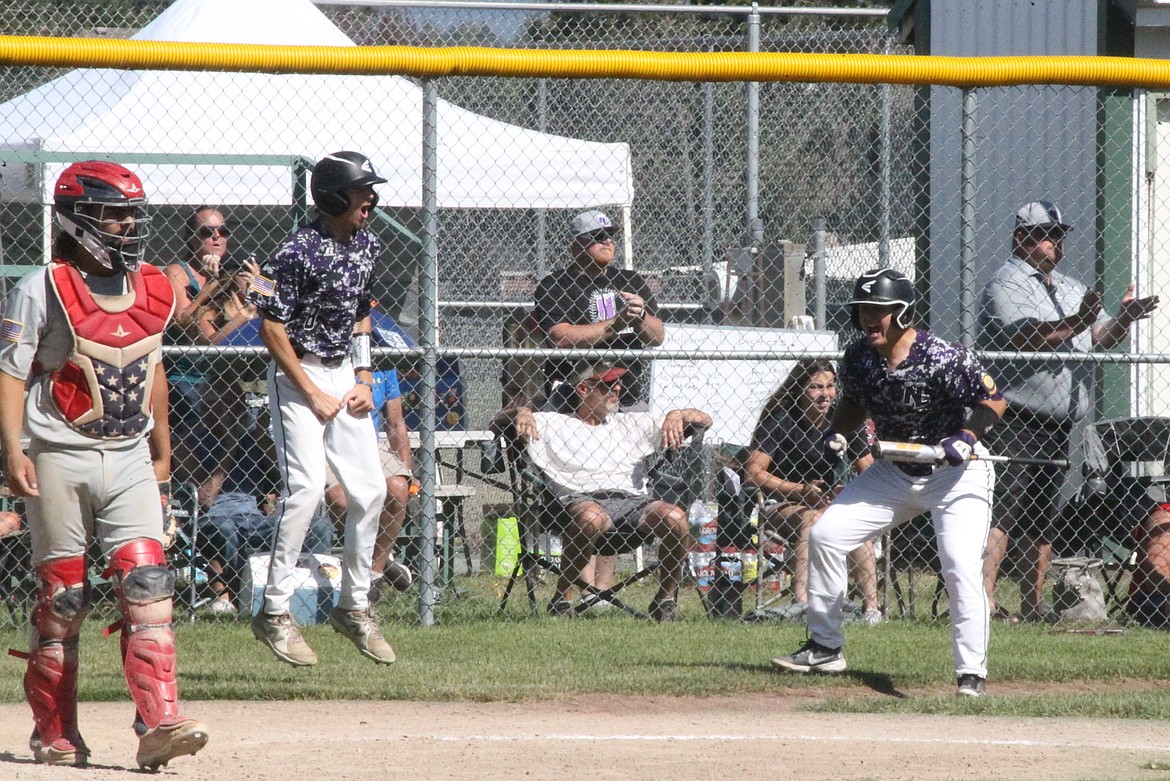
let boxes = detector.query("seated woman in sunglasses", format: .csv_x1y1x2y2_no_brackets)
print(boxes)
162,207,260,506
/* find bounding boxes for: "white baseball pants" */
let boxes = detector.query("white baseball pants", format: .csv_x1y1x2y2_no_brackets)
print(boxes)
806,457,994,677
263,356,386,614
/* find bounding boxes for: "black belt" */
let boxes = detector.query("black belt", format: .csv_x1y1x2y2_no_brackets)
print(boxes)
1005,409,1071,433
292,345,344,369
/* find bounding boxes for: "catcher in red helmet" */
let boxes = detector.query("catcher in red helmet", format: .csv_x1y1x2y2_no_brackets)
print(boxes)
0,161,208,769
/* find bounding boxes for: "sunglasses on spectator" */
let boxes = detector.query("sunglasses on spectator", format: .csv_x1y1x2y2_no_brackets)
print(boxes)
583,231,615,246
196,225,231,239
1027,227,1065,242
586,378,622,393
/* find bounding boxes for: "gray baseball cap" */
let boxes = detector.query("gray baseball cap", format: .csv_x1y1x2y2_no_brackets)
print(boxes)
1015,200,1073,232
569,209,616,239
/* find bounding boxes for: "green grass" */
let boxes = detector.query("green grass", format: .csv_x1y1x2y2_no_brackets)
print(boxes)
2,571,1167,718
3,603,1170,718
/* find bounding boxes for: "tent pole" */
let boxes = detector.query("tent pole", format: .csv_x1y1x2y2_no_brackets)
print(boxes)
417,77,440,628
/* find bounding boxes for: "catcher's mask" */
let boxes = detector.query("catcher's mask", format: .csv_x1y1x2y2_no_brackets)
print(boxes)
54,161,151,272
847,268,916,330
311,151,388,217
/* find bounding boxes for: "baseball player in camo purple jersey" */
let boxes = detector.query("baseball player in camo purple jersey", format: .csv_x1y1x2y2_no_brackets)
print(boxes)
247,151,394,668
772,269,1006,698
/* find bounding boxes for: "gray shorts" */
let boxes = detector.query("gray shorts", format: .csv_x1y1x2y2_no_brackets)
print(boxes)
558,491,653,555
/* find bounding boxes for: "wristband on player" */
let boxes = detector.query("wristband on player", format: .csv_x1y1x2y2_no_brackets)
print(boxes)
350,331,372,371
964,404,1000,441
355,379,373,392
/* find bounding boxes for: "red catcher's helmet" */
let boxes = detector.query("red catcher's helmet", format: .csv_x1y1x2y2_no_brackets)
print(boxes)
54,161,151,272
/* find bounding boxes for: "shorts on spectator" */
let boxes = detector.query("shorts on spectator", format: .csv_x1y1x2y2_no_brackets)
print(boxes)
556,491,654,555
325,436,411,490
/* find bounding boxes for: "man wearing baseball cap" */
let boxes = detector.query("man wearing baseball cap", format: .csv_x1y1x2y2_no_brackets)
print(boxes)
979,200,1160,621
495,359,711,621
534,209,665,411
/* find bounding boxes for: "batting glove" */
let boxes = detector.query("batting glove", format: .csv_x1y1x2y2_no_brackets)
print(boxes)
939,431,977,467
822,432,848,461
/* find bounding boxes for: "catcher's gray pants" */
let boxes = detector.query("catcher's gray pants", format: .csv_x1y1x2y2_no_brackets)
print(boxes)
263,357,385,615
806,457,995,678
26,438,163,565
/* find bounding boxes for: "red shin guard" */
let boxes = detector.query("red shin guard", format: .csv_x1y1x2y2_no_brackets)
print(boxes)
107,539,181,730
25,557,88,754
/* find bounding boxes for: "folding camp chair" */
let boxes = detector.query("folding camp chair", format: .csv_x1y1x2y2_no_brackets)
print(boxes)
490,424,708,619
1051,416,1170,620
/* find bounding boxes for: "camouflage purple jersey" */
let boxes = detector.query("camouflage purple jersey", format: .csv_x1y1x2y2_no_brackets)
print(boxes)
249,218,377,358
840,330,1002,444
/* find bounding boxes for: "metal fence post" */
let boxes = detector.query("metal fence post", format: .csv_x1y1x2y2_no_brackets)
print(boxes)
746,2,760,249
959,88,976,348
879,37,892,270
812,217,827,329
418,77,440,627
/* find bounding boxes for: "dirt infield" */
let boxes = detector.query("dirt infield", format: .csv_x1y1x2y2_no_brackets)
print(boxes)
1,693,1169,780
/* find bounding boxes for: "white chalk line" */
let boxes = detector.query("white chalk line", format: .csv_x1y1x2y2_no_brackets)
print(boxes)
238,732,1170,753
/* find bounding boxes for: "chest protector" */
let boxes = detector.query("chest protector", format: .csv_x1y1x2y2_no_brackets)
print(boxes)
46,263,175,440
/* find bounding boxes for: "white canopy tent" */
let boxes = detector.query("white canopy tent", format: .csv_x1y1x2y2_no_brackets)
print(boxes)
0,0,633,212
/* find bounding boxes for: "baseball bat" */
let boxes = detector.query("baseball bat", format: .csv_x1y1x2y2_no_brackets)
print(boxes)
873,440,1069,469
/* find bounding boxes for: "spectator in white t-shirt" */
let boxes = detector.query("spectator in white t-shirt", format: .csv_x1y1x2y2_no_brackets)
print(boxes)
495,361,711,622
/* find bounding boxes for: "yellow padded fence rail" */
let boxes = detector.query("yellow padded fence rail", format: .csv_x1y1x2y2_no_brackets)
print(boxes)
4,36,1170,88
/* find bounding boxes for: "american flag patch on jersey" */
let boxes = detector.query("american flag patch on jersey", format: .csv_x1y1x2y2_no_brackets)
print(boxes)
1,318,22,342
249,275,276,297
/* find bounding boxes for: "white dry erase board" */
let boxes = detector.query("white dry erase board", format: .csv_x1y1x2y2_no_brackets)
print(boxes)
649,324,838,447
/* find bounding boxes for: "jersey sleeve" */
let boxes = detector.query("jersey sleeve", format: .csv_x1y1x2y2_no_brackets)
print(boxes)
943,345,1005,406
249,236,302,323
0,271,48,381
354,234,378,323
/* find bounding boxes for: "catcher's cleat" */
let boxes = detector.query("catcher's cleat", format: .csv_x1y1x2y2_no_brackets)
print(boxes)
136,716,209,770
251,611,318,667
30,730,90,767
327,607,396,664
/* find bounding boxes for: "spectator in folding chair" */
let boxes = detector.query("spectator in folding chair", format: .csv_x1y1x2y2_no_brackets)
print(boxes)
497,360,711,621
742,358,881,624
1044,421,1170,627
162,206,261,507
533,209,666,608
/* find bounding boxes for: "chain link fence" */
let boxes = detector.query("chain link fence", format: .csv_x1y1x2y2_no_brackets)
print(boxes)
0,1,1167,637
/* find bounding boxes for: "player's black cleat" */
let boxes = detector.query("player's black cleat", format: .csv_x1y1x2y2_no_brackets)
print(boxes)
771,639,847,673
957,674,987,697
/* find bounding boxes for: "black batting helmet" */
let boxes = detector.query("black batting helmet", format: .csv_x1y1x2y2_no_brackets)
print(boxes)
847,268,916,330
310,151,388,217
